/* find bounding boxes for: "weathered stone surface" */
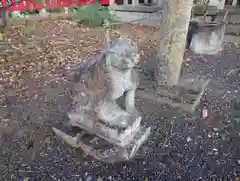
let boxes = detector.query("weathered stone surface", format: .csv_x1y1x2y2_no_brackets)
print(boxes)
52,36,151,163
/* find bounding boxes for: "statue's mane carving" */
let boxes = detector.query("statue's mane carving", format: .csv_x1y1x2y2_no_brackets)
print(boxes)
68,52,107,89
68,37,139,90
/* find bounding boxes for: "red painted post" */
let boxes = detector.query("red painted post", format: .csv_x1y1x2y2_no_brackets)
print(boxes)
2,0,111,12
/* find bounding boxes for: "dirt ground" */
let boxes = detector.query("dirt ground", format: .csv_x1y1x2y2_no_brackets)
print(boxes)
0,19,239,181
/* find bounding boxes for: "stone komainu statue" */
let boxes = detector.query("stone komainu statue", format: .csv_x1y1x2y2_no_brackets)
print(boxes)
53,36,151,163
69,38,141,128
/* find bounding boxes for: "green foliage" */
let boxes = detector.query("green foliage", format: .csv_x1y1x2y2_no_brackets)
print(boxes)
5,11,10,18
70,3,116,27
193,0,206,5
37,0,46,4
47,8,65,13
24,20,39,35
193,0,200,4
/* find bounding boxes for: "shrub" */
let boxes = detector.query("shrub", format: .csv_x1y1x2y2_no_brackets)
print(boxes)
70,2,116,27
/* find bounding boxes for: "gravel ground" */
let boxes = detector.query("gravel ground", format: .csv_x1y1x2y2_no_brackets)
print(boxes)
0,19,239,181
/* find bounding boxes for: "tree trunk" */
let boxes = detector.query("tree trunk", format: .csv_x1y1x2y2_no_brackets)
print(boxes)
155,0,193,86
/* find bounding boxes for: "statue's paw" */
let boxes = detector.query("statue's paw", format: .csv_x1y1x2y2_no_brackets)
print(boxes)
127,108,141,118
119,119,129,128
126,109,142,125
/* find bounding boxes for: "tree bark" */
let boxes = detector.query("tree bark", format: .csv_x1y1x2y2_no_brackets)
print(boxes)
155,0,193,86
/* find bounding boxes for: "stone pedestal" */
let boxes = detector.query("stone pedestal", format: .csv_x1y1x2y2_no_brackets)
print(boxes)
208,0,226,9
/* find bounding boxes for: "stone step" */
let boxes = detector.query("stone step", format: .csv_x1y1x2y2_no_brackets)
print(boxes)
226,23,240,36
110,5,240,37
224,34,240,43
228,22,240,25
215,14,240,24
110,5,163,24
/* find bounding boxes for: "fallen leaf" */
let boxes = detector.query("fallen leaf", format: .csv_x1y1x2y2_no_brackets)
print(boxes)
97,177,103,181
234,42,239,47
23,177,29,181
202,108,208,119
186,136,192,142
177,175,182,179
0,132,3,139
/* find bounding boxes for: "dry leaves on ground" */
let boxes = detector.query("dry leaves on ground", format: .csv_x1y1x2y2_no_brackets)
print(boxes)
0,20,159,100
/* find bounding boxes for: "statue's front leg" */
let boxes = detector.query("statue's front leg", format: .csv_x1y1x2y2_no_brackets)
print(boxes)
98,100,130,128
125,88,137,113
124,67,139,113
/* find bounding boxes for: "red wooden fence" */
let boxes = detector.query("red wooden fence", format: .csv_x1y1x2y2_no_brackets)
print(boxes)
1,0,110,12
